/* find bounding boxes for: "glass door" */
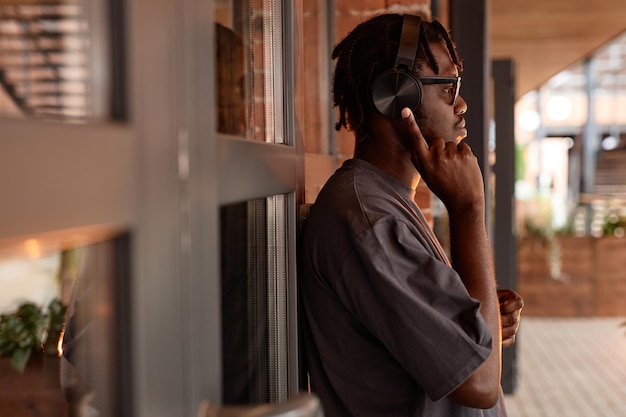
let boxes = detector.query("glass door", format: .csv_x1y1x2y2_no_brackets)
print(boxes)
123,0,308,414
0,1,133,417
0,0,312,415
213,0,302,406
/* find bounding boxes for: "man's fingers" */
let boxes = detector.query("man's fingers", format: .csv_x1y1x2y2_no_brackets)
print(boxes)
502,335,516,349
401,107,429,160
501,311,521,327
500,298,524,314
498,289,524,314
502,322,519,348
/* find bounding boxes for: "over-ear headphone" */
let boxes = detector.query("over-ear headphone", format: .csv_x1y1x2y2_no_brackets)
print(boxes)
371,14,422,119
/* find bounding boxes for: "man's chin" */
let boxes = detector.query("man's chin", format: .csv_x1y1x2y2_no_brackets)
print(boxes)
456,128,468,142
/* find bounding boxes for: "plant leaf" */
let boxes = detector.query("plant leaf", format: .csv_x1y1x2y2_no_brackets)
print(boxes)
11,348,31,373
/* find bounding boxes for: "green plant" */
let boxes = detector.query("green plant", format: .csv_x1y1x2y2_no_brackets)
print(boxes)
43,298,68,356
603,210,625,237
0,298,67,373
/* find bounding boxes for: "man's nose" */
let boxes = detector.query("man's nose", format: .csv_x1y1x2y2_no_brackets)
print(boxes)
455,95,468,115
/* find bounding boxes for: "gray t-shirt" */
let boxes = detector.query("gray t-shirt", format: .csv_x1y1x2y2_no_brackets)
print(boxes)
300,158,507,417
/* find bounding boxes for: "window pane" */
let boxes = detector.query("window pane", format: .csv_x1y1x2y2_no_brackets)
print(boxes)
0,1,126,123
214,0,284,143
60,235,132,417
0,234,132,417
220,194,289,405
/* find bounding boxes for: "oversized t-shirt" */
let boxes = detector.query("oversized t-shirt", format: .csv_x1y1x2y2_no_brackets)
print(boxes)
300,158,507,417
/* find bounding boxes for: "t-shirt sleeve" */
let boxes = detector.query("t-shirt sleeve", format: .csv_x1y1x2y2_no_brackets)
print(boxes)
334,217,493,402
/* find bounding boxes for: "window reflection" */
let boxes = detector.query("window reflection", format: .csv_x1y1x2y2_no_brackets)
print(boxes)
214,1,284,143
60,234,132,417
0,1,124,122
215,23,247,136
0,234,131,417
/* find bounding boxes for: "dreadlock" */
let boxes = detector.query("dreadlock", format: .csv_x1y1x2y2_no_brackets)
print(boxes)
332,14,462,142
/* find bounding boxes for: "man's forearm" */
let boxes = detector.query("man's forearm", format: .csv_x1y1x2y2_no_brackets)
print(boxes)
448,208,502,408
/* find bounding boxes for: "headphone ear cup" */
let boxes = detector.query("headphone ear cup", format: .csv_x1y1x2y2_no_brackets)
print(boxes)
371,69,422,119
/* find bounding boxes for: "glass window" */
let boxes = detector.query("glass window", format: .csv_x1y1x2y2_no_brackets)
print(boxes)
0,234,132,417
59,235,132,417
220,195,290,405
215,0,285,143
0,1,125,122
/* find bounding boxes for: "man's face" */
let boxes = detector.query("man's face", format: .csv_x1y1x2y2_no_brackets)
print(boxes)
414,42,467,144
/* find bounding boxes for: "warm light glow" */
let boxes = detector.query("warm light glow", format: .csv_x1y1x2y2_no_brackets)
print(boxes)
518,110,541,132
546,95,573,121
24,239,42,259
57,327,65,357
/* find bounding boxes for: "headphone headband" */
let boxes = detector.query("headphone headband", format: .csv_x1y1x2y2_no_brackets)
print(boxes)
395,14,421,70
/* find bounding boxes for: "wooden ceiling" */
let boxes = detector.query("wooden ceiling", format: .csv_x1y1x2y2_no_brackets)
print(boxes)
491,0,626,99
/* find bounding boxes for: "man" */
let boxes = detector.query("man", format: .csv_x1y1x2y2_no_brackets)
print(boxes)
300,13,523,417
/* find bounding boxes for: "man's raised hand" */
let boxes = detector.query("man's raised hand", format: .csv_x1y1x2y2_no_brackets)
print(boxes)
401,107,484,216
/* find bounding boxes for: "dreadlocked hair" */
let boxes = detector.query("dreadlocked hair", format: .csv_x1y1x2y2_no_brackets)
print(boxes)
332,14,462,142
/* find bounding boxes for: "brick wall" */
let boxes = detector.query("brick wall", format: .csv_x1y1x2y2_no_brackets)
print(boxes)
304,0,434,222
295,0,329,154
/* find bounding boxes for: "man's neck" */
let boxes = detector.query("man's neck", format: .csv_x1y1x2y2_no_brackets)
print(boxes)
354,134,421,190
